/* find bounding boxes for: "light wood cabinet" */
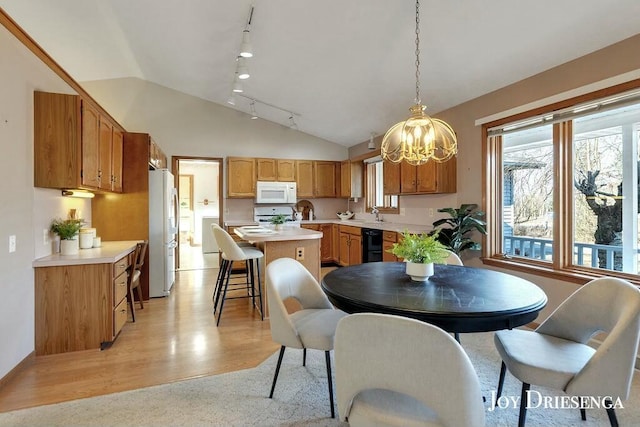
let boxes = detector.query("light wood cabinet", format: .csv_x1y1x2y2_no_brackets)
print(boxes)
400,158,457,194
332,224,340,263
383,160,401,195
34,252,133,355
148,138,168,169
314,161,338,198
256,158,296,182
301,223,333,262
382,230,399,262
340,160,363,199
296,160,314,198
338,225,362,266
33,91,124,193
227,157,256,197
111,129,124,192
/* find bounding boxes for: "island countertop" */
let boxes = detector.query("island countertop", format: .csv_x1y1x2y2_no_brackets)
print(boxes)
233,226,322,242
33,241,140,268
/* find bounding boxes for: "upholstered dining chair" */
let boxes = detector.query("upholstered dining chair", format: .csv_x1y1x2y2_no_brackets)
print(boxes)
335,313,485,426
211,224,264,326
494,277,640,427
443,250,464,265
265,257,348,418
127,240,148,322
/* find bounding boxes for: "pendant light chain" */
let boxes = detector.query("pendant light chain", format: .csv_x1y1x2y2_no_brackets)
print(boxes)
414,0,421,105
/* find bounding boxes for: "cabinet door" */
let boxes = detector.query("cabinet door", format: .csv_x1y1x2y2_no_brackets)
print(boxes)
416,162,437,193
98,118,113,191
277,159,296,181
319,223,333,262
383,160,401,195
296,160,314,198
338,232,350,266
111,129,123,192
331,224,340,262
340,161,350,198
256,158,277,181
314,161,337,197
400,163,417,194
227,157,256,197
81,101,100,189
349,234,363,265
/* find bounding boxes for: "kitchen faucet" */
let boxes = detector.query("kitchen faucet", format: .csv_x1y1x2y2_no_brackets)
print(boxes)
372,206,382,222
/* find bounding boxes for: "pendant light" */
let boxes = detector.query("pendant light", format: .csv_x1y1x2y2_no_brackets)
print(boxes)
380,0,457,166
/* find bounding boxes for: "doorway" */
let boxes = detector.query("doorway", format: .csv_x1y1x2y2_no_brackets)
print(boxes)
172,156,223,270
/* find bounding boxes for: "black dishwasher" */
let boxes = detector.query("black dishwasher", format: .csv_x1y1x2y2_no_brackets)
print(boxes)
362,228,383,263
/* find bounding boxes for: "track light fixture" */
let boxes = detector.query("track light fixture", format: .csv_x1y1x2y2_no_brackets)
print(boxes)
232,75,243,93
236,57,250,80
239,6,254,58
368,132,376,150
236,94,300,128
250,101,258,119
289,114,298,130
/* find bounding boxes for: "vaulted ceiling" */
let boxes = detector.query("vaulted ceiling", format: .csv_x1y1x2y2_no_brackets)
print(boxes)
2,0,639,146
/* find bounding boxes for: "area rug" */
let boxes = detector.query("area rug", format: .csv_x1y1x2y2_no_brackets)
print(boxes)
1,332,638,426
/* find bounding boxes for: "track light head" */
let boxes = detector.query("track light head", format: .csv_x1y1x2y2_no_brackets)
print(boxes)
239,30,253,58
236,57,250,80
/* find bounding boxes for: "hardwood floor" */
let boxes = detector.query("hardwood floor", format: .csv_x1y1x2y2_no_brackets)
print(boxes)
0,268,280,413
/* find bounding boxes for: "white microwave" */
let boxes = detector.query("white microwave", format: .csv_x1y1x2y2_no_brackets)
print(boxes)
256,181,297,204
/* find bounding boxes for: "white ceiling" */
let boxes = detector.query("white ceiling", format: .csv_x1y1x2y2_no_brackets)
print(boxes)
2,0,639,147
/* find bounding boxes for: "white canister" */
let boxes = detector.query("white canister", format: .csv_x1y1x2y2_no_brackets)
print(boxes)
79,228,96,249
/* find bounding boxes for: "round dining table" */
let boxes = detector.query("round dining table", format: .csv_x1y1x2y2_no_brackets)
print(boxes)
321,262,547,334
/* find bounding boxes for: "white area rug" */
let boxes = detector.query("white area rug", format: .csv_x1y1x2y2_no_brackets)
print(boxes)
1,332,638,426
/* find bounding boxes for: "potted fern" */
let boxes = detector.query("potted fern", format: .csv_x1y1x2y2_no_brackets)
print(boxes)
387,230,449,281
50,218,83,255
269,214,288,230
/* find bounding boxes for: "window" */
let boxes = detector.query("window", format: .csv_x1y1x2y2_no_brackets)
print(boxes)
485,85,640,282
365,157,398,212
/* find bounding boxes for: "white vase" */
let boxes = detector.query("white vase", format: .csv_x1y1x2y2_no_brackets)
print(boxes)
60,238,79,256
406,262,434,281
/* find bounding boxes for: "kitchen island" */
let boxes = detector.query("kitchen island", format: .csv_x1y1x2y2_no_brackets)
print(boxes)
233,226,322,317
33,241,139,355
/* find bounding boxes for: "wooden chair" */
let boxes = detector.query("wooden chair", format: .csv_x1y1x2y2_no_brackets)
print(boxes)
128,240,148,322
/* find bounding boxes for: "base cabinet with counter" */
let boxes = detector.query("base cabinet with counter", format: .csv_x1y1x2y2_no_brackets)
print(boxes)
338,225,362,266
33,242,137,356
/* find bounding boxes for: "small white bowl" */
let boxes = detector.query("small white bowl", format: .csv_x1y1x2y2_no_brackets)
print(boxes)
337,212,355,220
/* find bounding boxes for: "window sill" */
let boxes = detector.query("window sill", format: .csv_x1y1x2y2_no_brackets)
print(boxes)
482,257,640,287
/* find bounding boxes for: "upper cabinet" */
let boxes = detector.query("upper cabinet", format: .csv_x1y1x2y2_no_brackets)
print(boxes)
149,138,167,169
383,160,401,195
34,91,124,193
340,160,363,199
399,158,457,194
256,158,296,182
227,157,256,198
314,161,338,198
296,160,314,198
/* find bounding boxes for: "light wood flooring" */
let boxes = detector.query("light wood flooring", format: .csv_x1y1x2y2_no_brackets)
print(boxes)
0,267,281,413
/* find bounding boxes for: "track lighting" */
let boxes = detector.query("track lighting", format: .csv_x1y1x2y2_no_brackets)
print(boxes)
250,101,258,119
227,95,236,105
368,132,376,150
232,77,243,93
239,30,253,58
289,114,298,130
236,57,250,80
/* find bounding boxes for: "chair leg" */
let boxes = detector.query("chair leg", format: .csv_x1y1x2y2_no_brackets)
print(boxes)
325,351,335,419
269,346,286,398
496,361,506,406
303,348,307,366
256,257,264,320
135,285,144,310
605,398,618,427
213,259,226,303
216,261,233,326
128,286,136,322
518,383,530,427
214,260,231,314
580,408,586,421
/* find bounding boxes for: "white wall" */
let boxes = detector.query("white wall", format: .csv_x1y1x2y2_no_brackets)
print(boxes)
179,161,219,245
0,23,95,379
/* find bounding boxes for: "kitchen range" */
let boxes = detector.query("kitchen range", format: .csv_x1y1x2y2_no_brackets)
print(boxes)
253,206,301,226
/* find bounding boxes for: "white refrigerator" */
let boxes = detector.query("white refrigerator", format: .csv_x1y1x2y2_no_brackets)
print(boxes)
149,169,178,297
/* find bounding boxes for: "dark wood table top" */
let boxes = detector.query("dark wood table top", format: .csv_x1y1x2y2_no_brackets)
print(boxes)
321,262,548,333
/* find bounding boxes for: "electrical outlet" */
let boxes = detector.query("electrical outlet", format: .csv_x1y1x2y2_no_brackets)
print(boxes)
9,235,16,253
428,208,434,217
400,208,406,216
296,247,305,261
43,228,50,245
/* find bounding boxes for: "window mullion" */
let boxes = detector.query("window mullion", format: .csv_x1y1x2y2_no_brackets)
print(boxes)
555,121,573,270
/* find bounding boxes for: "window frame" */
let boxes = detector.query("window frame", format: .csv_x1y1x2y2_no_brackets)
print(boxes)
355,150,400,214
482,79,640,286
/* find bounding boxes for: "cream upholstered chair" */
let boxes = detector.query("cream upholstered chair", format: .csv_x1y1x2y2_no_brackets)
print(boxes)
266,257,348,418
211,224,264,326
335,313,485,426
127,240,148,322
494,277,640,427
443,250,463,266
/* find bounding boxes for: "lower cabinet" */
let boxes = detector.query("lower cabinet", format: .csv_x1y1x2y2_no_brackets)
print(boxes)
338,225,362,266
382,231,399,262
34,253,132,356
301,223,334,263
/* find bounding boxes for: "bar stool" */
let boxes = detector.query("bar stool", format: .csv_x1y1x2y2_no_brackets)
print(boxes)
211,224,264,326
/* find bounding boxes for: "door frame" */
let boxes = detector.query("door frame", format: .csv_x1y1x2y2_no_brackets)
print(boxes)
171,155,224,269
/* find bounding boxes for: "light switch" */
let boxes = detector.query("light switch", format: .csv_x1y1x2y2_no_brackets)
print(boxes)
9,235,16,253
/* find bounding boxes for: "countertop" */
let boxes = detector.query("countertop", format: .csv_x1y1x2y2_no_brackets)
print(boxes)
234,226,322,242
33,241,139,267
224,218,431,234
